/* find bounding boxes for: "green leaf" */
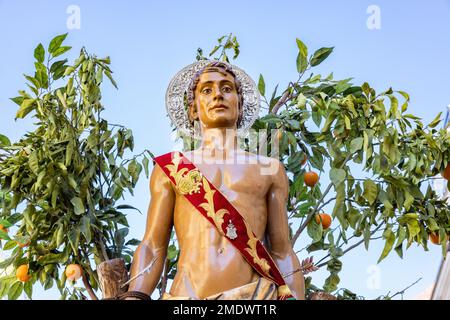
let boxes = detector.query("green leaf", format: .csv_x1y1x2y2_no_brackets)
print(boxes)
296,52,308,74
64,66,75,76
15,99,36,119
10,96,24,106
335,81,352,94
116,204,141,213
307,218,323,243
56,89,68,109
3,240,17,250
406,219,420,242
294,201,315,217
143,157,150,178
0,134,11,147
209,45,220,56
104,70,118,89
28,151,39,175
323,273,340,292
0,219,12,228
0,279,9,298
34,43,45,63
363,224,371,250
312,109,322,127
329,168,346,187
52,46,71,58
56,224,65,248
80,216,92,243
350,137,363,153
70,197,85,215
378,228,395,263
65,140,74,167
395,226,406,248
114,228,128,252
344,115,351,130
125,238,141,246
0,230,11,241
427,218,439,232
403,192,414,211
296,38,308,58
8,281,23,300
363,180,378,205
167,244,178,260
259,114,282,125
428,112,442,128
35,68,49,89
49,59,68,73
332,184,347,229
44,277,53,290
24,281,32,299
68,228,80,255
347,207,360,229
258,74,265,96
48,33,68,54
310,47,334,66
296,93,307,110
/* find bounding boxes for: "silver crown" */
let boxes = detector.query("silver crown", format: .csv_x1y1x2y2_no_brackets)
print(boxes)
165,60,260,140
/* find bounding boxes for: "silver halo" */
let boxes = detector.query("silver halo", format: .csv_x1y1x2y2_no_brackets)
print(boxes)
165,60,260,140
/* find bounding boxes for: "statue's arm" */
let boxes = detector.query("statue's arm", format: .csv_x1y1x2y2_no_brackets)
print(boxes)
266,159,305,300
127,163,175,297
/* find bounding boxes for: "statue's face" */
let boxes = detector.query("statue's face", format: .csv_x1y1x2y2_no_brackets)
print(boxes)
191,70,240,130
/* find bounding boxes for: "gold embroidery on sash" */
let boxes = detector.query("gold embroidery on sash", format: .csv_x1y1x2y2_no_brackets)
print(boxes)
198,177,228,235
244,222,271,275
165,152,202,195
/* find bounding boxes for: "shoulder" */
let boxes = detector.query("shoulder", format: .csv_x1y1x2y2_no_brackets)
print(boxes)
242,150,285,177
149,157,174,192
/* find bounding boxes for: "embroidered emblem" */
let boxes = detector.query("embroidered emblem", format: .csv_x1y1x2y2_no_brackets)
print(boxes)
165,152,202,195
226,220,238,240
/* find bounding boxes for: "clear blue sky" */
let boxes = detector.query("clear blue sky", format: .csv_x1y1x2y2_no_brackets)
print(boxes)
1,0,450,299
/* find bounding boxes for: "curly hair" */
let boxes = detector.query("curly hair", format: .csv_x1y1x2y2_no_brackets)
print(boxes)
186,61,244,127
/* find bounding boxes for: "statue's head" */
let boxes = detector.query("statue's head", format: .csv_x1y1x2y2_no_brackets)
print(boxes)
187,61,244,131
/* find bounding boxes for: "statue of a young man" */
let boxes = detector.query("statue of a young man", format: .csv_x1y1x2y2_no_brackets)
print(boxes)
127,61,305,300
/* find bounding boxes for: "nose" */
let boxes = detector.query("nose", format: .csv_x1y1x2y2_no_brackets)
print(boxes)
212,85,223,100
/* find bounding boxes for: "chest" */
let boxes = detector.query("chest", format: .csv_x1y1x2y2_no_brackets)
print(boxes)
193,163,271,199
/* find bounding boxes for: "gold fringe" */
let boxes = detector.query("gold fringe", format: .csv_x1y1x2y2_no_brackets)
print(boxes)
277,284,294,300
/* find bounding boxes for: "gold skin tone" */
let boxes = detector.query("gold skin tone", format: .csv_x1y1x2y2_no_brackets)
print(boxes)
127,70,305,299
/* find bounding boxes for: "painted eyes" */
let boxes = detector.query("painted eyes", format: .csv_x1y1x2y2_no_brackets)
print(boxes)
222,86,232,93
201,86,233,95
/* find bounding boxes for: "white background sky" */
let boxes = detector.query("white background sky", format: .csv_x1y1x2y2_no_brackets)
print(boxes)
1,0,450,299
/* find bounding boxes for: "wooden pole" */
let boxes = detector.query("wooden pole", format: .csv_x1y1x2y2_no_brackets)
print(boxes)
97,258,129,299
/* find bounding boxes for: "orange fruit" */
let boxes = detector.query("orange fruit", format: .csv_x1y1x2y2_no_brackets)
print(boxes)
16,264,31,282
429,232,449,245
429,233,440,245
0,224,8,233
442,163,450,180
315,213,332,229
304,171,319,187
65,264,83,281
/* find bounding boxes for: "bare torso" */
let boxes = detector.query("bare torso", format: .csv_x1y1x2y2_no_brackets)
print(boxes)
169,149,277,298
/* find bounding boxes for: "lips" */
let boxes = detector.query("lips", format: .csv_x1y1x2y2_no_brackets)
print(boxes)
210,104,228,110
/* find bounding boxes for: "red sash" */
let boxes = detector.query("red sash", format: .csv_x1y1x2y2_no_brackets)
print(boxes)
153,151,294,300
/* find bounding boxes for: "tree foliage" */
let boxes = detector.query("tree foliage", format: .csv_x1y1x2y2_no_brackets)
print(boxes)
191,34,450,298
0,34,151,300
